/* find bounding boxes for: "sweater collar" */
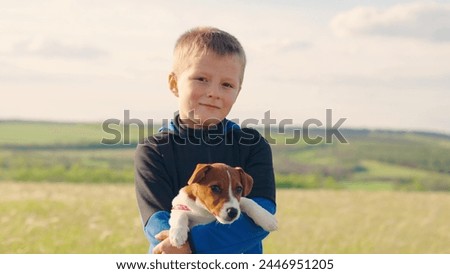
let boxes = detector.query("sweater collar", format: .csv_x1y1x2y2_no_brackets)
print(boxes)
159,113,240,139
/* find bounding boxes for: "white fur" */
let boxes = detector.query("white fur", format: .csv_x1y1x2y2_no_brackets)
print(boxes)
168,186,278,248
216,170,241,224
169,191,215,247
240,197,278,231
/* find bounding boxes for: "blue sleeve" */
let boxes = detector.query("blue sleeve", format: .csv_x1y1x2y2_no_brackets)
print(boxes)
144,211,170,253
144,197,276,254
189,197,276,254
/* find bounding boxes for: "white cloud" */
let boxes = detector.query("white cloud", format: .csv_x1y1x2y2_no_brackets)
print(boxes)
331,2,450,42
12,38,108,60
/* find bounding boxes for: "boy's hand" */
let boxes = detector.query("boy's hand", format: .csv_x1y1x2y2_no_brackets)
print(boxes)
153,230,192,254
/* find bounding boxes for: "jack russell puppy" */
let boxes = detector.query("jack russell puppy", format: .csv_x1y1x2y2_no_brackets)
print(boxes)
169,163,278,248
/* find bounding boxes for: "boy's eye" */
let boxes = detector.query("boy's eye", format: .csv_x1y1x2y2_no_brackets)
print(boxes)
223,82,234,89
196,77,207,82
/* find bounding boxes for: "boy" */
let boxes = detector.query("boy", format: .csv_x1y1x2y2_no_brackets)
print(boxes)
135,26,276,254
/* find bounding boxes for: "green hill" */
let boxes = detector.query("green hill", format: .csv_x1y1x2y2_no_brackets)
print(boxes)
271,129,450,191
1,120,449,191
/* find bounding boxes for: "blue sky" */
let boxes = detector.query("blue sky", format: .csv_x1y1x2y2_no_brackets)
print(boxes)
1,0,450,133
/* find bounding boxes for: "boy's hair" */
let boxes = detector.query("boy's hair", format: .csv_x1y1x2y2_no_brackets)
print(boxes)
172,26,247,85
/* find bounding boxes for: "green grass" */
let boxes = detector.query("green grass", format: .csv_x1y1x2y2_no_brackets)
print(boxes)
0,122,103,145
2,122,449,254
1,121,450,192
0,182,146,253
0,121,152,145
0,149,135,183
265,189,450,253
1,182,449,253
339,181,395,191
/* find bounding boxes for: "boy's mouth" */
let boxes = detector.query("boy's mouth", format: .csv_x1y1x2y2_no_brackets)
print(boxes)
199,103,220,109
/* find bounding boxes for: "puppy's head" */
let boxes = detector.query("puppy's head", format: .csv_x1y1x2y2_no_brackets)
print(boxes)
186,163,253,224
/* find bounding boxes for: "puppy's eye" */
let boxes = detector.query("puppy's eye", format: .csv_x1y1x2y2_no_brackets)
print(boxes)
210,185,221,194
235,186,243,195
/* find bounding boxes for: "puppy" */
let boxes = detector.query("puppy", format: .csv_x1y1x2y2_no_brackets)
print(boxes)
168,163,278,248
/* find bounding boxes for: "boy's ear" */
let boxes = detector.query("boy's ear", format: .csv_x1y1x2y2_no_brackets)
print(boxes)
168,72,179,97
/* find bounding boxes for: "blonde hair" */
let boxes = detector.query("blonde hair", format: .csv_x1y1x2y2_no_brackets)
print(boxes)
172,26,246,85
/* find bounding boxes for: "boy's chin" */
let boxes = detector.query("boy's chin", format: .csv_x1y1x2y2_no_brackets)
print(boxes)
181,116,225,128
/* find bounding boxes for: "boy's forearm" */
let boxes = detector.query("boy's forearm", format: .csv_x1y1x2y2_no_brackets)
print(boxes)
144,211,170,252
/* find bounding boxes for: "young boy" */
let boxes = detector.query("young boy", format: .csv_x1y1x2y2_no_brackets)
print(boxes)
135,27,276,254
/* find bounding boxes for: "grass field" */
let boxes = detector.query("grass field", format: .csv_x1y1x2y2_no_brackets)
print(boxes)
1,182,449,254
1,121,450,253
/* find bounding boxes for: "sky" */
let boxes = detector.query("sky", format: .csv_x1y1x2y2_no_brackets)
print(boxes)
1,0,450,133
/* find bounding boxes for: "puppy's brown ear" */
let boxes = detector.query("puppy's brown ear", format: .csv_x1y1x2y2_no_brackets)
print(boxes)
236,167,254,196
188,164,212,185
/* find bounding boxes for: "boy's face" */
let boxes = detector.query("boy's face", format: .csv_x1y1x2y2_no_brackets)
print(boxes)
169,53,242,128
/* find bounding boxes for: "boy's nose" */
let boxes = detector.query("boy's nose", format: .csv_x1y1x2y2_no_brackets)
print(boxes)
206,85,221,98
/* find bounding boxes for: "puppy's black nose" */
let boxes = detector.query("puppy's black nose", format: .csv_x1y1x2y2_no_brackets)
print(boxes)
226,207,238,219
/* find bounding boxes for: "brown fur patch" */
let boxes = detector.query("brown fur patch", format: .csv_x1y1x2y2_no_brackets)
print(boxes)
185,163,253,216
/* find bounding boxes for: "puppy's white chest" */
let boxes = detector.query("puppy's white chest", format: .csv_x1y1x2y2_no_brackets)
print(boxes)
171,191,216,228
186,211,216,228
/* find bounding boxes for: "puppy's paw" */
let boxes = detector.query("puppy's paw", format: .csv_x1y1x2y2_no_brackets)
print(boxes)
253,210,278,231
240,198,278,231
169,227,189,248
259,214,278,231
